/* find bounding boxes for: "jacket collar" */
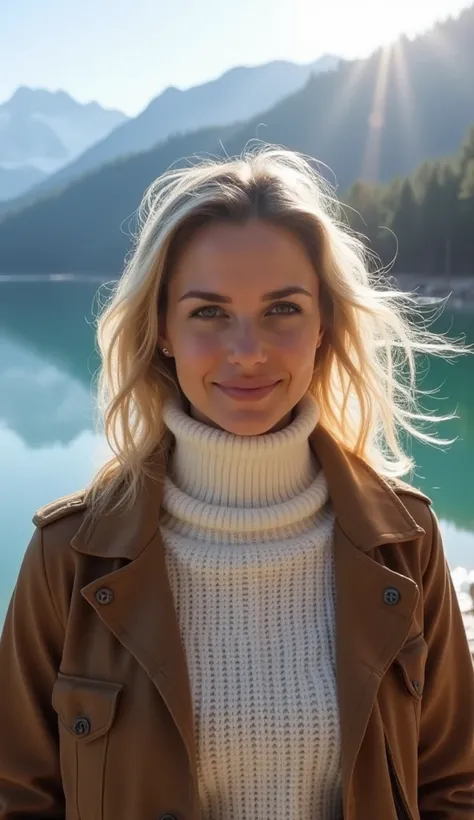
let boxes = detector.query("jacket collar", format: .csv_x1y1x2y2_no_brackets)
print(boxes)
310,424,427,549
71,424,427,559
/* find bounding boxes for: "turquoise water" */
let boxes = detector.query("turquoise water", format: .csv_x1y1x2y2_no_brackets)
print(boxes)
0,278,473,623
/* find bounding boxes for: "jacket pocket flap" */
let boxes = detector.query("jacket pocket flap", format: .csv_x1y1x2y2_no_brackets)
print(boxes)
394,633,428,699
52,673,123,742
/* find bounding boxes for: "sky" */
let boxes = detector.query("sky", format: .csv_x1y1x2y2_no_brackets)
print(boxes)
1,0,471,116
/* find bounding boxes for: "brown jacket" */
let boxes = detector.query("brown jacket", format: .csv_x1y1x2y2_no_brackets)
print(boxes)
0,424,473,820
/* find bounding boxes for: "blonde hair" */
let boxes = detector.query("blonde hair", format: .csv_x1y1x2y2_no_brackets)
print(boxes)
86,144,464,520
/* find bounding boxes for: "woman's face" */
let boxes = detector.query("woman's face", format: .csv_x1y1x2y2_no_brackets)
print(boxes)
163,220,323,435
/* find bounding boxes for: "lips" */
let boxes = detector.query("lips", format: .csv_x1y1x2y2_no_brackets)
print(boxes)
214,379,281,401
218,379,279,390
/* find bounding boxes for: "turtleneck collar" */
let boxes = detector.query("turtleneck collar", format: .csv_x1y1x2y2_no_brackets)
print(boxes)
162,393,320,508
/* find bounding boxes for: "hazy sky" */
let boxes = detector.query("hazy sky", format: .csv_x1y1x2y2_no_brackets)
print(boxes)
1,0,470,115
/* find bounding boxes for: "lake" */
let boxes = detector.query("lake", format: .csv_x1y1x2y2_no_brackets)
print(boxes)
1,278,473,624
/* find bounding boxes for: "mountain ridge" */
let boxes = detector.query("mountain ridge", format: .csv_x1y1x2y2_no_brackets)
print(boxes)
2,54,338,209
0,88,128,201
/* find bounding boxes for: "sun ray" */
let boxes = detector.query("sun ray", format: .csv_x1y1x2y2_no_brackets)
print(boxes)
313,56,371,153
389,37,422,172
361,46,392,181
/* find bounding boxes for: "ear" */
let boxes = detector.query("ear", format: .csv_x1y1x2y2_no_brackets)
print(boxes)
317,328,325,348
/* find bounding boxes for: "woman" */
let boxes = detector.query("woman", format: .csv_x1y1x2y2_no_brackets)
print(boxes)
0,147,472,820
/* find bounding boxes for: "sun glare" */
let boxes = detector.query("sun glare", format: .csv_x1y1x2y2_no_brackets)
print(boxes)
360,47,392,181
316,2,468,188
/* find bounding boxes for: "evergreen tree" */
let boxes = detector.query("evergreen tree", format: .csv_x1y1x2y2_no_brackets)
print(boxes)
390,180,420,273
459,157,474,200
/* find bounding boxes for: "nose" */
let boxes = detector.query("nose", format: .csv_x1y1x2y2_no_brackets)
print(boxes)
226,323,268,367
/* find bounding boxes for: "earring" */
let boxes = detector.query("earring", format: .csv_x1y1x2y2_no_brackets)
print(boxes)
162,347,172,357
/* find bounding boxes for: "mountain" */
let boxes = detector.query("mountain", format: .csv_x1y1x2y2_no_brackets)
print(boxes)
0,125,238,273
1,4,473,274
3,55,338,210
0,165,47,201
0,87,127,201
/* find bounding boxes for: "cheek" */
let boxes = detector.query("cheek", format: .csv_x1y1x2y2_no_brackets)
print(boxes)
272,324,319,363
174,327,222,364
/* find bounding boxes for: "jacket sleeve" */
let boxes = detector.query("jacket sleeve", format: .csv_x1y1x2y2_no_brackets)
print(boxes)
0,526,65,818
418,507,474,817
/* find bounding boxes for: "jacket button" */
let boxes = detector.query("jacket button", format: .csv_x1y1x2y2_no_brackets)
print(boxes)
159,816,177,820
95,587,114,605
73,717,90,736
383,587,401,606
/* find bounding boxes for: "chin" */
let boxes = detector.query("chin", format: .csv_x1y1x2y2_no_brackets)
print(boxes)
189,393,294,434
215,410,290,436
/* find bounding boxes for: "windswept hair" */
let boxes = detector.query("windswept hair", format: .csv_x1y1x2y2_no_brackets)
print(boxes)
85,144,464,520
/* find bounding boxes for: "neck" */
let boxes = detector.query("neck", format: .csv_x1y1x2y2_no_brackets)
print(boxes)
162,393,320,508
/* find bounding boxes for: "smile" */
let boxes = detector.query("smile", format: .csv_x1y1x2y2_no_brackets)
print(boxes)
214,381,281,401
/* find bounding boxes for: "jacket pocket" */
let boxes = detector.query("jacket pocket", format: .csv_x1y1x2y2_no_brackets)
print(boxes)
52,673,123,820
386,737,414,820
393,633,428,701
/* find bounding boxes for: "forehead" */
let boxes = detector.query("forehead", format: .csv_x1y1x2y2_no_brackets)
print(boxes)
169,220,318,295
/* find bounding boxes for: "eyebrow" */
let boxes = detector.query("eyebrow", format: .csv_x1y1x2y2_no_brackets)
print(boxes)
178,286,313,303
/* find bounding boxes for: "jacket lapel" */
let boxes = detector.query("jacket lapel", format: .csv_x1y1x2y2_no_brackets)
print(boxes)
71,473,199,793
333,523,419,814
310,425,425,815
80,532,198,774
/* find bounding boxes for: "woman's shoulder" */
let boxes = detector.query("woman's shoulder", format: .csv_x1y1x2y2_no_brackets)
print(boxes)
33,487,89,529
31,488,91,571
385,475,435,538
385,476,432,505
11,490,93,629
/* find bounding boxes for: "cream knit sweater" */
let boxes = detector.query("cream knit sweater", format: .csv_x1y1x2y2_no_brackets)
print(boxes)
160,393,342,820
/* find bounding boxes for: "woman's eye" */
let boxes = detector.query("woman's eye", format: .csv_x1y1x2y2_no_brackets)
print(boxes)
268,302,302,315
189,303,301,319
189,305,225,319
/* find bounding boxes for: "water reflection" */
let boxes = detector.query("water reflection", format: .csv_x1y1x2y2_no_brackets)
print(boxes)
0,279,473,623
0,338,93,445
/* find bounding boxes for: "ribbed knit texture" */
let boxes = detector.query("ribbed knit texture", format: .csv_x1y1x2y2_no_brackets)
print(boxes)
160,394,342,819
